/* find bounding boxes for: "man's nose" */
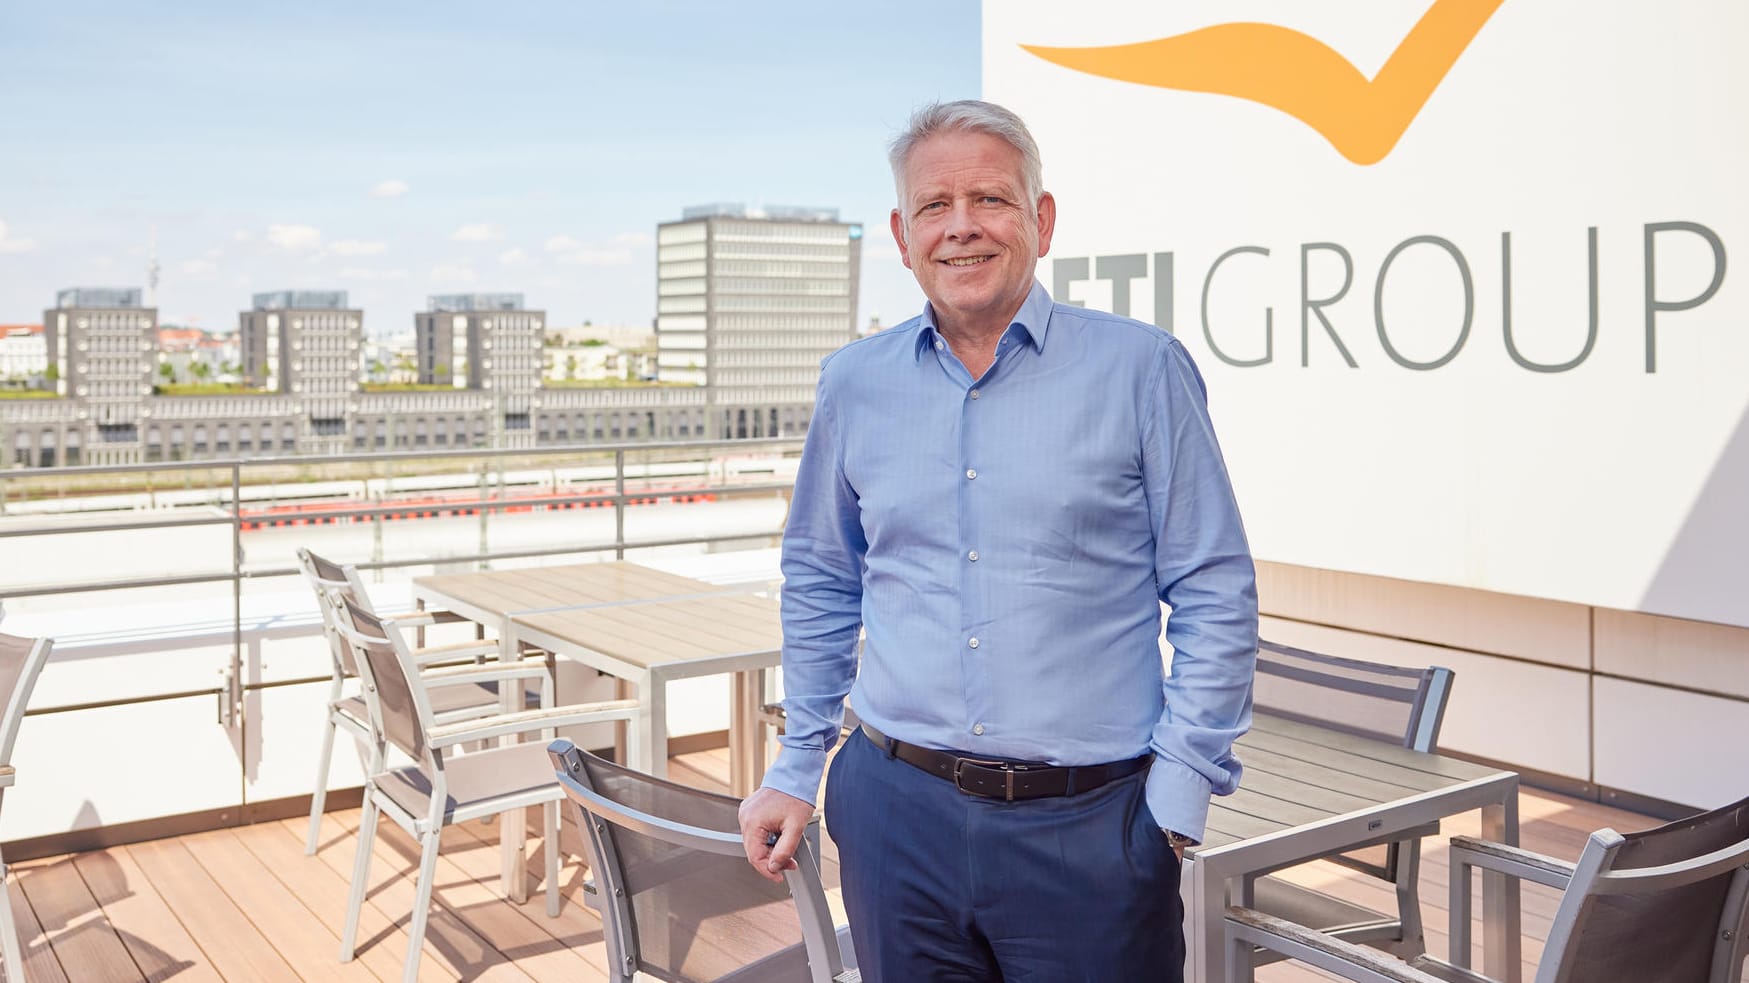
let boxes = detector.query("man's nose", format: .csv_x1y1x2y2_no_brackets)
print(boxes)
945,199,981,240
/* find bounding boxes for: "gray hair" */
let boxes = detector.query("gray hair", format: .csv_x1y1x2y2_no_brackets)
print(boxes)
888,100,1044,218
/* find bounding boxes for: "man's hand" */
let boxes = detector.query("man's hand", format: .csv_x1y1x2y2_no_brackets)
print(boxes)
738,786,815,884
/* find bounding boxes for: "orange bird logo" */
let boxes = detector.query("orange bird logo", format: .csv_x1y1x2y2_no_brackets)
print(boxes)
1021,0,1507,164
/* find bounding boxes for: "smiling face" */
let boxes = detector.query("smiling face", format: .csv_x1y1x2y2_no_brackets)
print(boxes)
890,129,1055,342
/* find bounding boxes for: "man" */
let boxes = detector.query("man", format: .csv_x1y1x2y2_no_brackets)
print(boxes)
739,100,1257,982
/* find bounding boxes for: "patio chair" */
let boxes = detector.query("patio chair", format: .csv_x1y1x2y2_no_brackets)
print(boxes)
0,632,53,983
1227,791,1749,982
549,738,859,983
298,547,531,854
1238,639,1455,967
331,596,639,983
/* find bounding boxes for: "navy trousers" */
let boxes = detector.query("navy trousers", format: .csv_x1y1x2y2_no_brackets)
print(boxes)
824,729,1184,983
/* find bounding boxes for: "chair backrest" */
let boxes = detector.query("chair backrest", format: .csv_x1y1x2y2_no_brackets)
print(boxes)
1540,793,1749,983
332,597,433,765
1254,639,1454,752
549,739,848,983
0,633,53,768
297,547,372,679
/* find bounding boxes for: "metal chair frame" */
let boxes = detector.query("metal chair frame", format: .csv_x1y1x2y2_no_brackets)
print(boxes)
1240,638,1456,969
331,598,638,983
1228,794,1749,983
297,547,506,854
549,738,859,983
0,633,53,983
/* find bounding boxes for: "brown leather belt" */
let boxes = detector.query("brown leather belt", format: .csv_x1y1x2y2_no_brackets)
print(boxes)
860,723,1150,802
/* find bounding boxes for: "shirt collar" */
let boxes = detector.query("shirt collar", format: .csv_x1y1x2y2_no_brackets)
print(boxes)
912,279,1053,362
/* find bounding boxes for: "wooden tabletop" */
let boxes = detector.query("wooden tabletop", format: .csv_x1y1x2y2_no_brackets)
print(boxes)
1201,712,1510,851
412,561,730,620
511,592,782,672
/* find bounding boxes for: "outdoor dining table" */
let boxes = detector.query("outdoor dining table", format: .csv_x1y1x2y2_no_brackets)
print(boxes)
1183,712,1522,983
410,560,766,898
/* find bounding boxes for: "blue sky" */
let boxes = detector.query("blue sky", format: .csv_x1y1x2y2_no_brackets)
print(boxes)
0,2,981,335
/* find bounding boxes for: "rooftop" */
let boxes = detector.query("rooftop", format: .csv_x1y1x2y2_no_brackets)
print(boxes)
54,287,143,310
680,203,842,223
427,294,525,313
252,291,351,312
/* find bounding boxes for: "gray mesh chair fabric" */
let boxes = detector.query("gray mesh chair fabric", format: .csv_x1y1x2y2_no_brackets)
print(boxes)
1533,793,1749,982
1242,639,1456,966
550,739,858,983
0,632,53,983
296,547,514,854
1227,792,1749,983
332,597,638,983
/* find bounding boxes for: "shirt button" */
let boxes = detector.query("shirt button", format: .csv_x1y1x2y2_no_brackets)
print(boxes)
969,388,980,400
934,340,944,350
965,468,977,480
968,637,980,649
967,550,979,562
973,723,986,736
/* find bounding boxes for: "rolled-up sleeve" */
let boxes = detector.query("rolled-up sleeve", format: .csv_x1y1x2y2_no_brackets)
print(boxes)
761,360,868,805
1139,341,1258,842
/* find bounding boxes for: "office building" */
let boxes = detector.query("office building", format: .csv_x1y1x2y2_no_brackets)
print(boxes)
656,204,860,438
238,291,362,445
41,288,156,460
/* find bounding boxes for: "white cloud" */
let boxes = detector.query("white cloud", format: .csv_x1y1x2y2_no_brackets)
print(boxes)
232,229,255,243
330,239,388,256
555,248,636,267
266,224,323,252
0,219,37,254
180,258,218,275
370,179,410,198
545,230,649,268
498,248,529,267
451,223,504,243
340,267,408,282
429,263,478,286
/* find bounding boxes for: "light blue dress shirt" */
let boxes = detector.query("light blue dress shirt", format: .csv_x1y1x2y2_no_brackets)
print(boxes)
762,280,1258,841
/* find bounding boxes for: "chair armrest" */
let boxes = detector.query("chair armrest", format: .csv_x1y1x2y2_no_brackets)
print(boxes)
0,765,13,788
1449,835,1575,890
419,661,550,688
1446,834,1573,972
408,639,500,666
1227,907,1468,983
428,699,640,748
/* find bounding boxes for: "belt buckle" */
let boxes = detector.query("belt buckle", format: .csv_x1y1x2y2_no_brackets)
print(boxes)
954,756,1024,802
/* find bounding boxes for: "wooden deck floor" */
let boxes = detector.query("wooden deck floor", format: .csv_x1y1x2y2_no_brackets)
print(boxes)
2,750,1721,982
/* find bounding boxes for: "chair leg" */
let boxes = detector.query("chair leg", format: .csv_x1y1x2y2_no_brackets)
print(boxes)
0,856,24,983
306,715,341,855
402,828,444,983
339,797,379,962
1391,841,1427,958
544,800,561,917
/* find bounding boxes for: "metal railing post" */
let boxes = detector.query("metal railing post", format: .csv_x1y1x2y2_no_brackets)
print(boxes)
614,449,627,559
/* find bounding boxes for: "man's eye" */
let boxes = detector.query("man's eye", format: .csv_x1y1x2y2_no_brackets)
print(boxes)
980,196,1004,205
921,201,946,212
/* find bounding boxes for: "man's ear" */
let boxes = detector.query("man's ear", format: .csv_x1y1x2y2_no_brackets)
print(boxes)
1035,191,1057,258
890,209,913,270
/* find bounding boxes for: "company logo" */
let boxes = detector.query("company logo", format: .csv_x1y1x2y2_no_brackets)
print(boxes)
1022,0,1506,164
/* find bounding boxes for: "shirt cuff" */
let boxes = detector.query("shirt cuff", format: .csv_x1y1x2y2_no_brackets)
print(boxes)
759,746,829,807
1145,755,1213,844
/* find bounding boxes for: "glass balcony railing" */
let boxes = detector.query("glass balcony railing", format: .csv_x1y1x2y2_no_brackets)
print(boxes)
0,438,801,855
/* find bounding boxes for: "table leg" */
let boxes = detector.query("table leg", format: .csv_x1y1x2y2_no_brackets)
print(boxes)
1181,853,1227,983
612,677,633,765
1480,782,1522,982
646,677,669,780
499,619,527,903
728,670,762,796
